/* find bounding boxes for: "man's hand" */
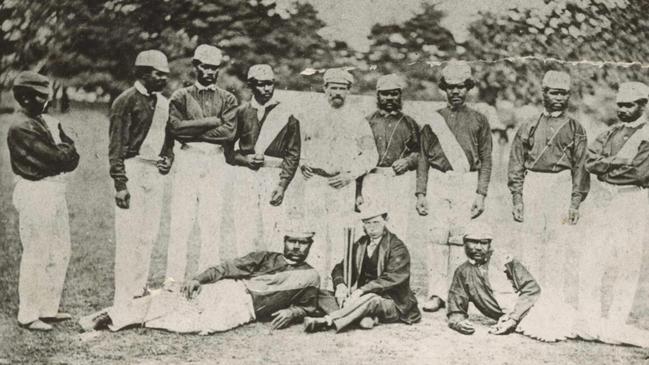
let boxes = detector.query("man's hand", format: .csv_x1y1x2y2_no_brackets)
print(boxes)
157,156,173,175
450,319,475,335
270,309,295,329
300,164,314,179
335,283,349,307
245,155,263,170
512,202,524,223
568,207,580,225
489,315,517,335
470,194,486,219
328,172,353,189
391,158,410,175
115,189,130,209
416,194,429,216
270,185,285,206
181,279,202,300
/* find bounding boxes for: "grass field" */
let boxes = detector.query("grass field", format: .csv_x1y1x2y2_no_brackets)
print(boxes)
1,107,649,364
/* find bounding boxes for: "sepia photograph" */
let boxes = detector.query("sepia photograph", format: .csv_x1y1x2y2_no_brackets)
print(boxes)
1,0,649,363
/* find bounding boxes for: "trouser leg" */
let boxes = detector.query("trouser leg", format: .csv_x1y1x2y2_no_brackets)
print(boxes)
197,155,225,272
329,293,399,332
231,167,260,257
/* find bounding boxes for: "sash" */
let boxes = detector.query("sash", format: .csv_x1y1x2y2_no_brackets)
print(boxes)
424,112,470,173
41,114,62,144
138,94,169,162
616,120,649,160
254,101,292,155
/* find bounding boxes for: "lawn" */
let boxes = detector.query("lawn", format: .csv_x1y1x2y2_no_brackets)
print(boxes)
1,107,648,364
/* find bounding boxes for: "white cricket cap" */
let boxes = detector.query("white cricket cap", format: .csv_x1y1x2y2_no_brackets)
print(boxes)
134,50,169,73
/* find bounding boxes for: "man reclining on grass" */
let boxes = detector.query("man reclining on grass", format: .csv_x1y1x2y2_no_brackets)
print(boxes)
447,221,649,348
80,228,319,335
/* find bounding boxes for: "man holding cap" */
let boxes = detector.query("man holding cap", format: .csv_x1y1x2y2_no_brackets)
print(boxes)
7,71,80,331
108,49,171,311
225,64,301,256
359,74,420,242
304,205,420,333
507,70,589,303
299,68,378,289
415,61,493,313
581,81,649,327
162,44,238,281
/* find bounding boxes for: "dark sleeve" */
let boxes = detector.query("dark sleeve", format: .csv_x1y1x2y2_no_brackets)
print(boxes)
605,140,649,185
193,251,269,284
287,282,320,319
358,238,411,295
223,109,242,166
159,126,176,160
108,96,131,191
507,125,527,205
277,116,301,189
331,257,345,288
585,129,622,175
447,267,470,326
507,259,541,322
197,92,238,143
56,125,80,172
476,113,493,196
415,125,452,195
569,121,590,208
167,89,226,138
8,124,80,176
403,116,421,170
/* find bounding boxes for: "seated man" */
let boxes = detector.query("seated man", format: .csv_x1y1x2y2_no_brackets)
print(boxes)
80,228,320,334
448,222,649,348
304,206,421,332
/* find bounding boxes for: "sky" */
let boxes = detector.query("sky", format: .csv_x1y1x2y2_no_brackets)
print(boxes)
302,0,544,51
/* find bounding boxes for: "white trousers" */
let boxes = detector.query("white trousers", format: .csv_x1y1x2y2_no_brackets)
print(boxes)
425,171,478,298
113,159,164,309
13,176,71,324
166,145,226,281
231,166,285,256
518,170,573,303
361,168,415,242
578,184,647,324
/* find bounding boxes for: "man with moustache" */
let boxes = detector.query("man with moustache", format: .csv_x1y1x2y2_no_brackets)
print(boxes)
415,61,493,313
581,82,649,327
359,74,420,242
299,68,378,289
161,44,238,281
508,71,589,303
108,50,172,312
225,64,301,256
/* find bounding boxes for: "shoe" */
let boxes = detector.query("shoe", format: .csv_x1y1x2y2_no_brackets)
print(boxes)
19,319,53,332
78,311,112,332
41,312,72,322
304,317,330,333
359,317,376,330
422,296,445,313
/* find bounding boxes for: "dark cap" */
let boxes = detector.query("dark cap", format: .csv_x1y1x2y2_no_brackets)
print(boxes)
13,71,51,96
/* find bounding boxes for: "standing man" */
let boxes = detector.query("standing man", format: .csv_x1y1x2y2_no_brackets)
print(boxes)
415,61,493,313
507,70,589,303
303,206,421,333
108,50,171,311
225,64,301,256
581,82,649,326
360,74,420,241
300,68,378,289
7,71,80,331
162,44,238,281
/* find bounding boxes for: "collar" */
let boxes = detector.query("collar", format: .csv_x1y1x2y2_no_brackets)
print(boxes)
542,109,565,118
134,81,150,96
250,97,279,110
624,115,648,129
446,104,468,113
282,256,299,266
377,108,402,117
194,81,218,91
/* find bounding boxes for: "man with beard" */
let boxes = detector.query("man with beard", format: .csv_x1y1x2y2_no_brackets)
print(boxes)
507,71,589,304
79,228,320,334
225,64,301,256
581,82,649,327
7,71,80,331
415,61,493,313
359,74,420,242
447,222,649,348
161,45,238,281
108,50,172,312
303,205,420,333
299,68,378,289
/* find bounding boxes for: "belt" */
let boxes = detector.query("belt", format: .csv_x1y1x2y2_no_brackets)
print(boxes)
601,182,644,194
180,142,224,154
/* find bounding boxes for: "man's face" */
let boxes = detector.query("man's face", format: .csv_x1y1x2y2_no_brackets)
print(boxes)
283,237,313,263
617,100,646,123
543,88,570,112
464,238,492,264
250,79,275,105
362,215,387,240
444,82,468,109
16,90,49,115
377,89,402,112
142,69,168,93
324,82,350,108
194,62,220,85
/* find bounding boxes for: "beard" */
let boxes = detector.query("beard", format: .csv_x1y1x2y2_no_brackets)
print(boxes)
378,97,402,112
